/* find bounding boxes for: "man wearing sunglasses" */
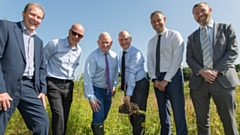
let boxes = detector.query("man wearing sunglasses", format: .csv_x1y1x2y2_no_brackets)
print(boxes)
44,23,84,135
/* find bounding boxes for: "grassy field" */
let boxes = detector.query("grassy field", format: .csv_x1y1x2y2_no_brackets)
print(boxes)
4,80,240,135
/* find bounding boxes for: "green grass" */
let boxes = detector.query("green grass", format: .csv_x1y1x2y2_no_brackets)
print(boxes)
4,80,240,135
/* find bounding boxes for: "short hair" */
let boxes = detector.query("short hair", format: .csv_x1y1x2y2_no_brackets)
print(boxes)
98,32,112,40
192,2,210,14
150,10,165,19
23,2,46,19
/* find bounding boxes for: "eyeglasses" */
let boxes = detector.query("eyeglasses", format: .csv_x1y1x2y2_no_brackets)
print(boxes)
71,30,83,38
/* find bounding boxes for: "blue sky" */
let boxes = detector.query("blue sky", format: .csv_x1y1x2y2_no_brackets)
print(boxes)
1,0,240,77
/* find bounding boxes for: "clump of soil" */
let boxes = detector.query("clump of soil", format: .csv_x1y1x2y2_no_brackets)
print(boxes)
118,102,140,115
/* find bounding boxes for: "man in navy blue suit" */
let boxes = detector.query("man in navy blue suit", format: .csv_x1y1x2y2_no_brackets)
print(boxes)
0,2,49,135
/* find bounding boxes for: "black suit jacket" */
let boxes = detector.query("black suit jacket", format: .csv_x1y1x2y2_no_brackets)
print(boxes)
0,20,46,96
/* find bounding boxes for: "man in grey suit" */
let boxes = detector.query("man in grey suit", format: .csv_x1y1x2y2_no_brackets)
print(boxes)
186,2,239,135
0,2,49,135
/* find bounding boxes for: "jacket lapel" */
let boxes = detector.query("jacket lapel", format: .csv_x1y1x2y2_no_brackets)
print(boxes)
14,22,26,62
213,23,221,46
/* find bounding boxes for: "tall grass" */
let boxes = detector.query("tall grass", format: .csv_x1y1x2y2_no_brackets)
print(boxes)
4,80,240,135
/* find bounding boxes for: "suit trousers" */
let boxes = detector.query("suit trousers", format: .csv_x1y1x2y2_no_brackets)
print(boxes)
154,69,188,135
46,77,74,135
190,79,239,135
92,86,112,124
129,78,149,135
0,77,49,135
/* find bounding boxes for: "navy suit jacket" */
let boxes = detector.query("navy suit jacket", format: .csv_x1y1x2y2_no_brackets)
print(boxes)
186,22,240,89
0,20,46,96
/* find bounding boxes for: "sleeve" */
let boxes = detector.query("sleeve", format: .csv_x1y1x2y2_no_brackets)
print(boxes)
147,40,157,80
0,20,8,93
84,54,97,102
164,32,184,82
39,40,47,94
126,51,144,96
112,57,118,88
214,24,238,74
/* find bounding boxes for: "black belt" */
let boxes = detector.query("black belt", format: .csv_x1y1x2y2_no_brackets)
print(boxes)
46,77,72,83
22,76,34,82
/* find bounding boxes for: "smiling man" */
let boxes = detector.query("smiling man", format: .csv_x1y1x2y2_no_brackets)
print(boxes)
147,10,187,135
44,23,84,135
187,2,239,135
0,2,49,135
84,32,118,135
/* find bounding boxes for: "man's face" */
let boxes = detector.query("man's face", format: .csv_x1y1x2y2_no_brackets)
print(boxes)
118,31,132,50
193,3,212,25
68,25,84,46
22,5,44,33
151,13,166,34
98,35,112,53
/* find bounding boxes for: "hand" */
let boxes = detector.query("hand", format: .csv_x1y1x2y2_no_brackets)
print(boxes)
199,69,218,84
38,93,46,109
158,80,168,92
0,92,13,111
90,99,101,112
123,95,131,103
112,88,116,97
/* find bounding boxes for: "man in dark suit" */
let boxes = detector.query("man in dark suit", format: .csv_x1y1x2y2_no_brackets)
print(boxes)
0,2,49,135
186,2,239,135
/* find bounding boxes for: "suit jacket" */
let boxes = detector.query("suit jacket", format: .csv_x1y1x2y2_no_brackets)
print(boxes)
0,20,46,97
186,22,240,89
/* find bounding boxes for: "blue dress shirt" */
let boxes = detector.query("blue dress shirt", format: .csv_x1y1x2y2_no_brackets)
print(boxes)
84,48,118,102
44,37,81,80
119,45,146,96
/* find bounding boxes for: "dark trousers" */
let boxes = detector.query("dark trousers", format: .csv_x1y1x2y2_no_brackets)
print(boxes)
92,86,112,124
154,69,188,135
0,77,49,135
46,77,74,135
129,78,149,135
190,79,239,135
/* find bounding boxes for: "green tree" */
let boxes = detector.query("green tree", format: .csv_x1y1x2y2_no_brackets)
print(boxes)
183,67,191,81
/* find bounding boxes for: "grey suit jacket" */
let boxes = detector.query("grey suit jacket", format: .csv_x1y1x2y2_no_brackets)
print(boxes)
186,22,240,89
0,20,46,96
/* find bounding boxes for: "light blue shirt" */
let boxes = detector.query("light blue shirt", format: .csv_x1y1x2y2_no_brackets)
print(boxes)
84,48,118,102
119,45,146,96
21,22,36,78
44,37,81,80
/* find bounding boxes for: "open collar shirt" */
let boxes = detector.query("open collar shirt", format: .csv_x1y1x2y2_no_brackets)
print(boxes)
44,37,81,80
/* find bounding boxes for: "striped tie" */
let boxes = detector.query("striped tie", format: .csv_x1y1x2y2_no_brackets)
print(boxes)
201,27,213,69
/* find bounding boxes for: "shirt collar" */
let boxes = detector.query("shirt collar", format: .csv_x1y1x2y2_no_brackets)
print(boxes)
155,27,167,37
122,45,132,53
200,19,214,29
64,37,80,50
98,48,109,55
21,21,37,36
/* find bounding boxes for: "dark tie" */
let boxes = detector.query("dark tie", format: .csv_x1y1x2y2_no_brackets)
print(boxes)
156,35,161,77
121,51,127,91
105,53,111,94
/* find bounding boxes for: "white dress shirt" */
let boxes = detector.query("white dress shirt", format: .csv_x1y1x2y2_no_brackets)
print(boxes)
147,28,184,82
119,45,146,96
84,48,118,102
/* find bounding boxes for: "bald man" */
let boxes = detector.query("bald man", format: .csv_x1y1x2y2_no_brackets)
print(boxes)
44,23,84,135
118,30,149,135
84,32,118,135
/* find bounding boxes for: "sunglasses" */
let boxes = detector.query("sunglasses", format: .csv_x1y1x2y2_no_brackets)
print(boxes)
71,30,83,38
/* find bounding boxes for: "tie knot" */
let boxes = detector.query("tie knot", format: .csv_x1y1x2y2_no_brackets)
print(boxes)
158,35,161,38
123,51,127,55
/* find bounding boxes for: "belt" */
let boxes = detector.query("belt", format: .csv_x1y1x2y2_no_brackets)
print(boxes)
46,77,72,83
22,76,34,82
